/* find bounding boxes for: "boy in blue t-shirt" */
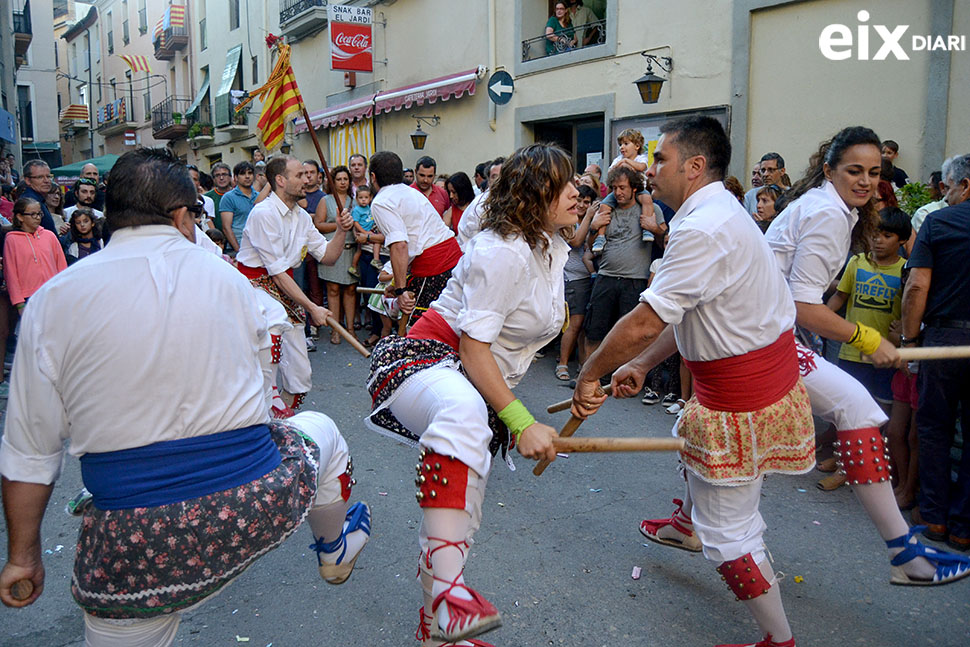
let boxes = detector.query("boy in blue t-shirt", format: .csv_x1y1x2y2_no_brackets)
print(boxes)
349,185,382,278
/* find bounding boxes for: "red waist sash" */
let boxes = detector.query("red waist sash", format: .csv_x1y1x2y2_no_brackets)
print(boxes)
682,330,798,412
237,264,294,280
407,308,459,351
410,237,462,277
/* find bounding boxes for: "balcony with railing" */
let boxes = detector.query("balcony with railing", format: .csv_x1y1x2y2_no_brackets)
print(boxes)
154,24,188,59
279,0,328,43
97,97,135,136
13,0,33,68
151,95,193,139
521,18,606,62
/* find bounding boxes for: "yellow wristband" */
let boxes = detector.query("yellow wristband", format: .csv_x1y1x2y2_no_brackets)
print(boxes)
497,399,536,440
849,322,883,356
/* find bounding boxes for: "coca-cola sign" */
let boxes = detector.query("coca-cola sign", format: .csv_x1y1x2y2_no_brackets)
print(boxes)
330,11,373,72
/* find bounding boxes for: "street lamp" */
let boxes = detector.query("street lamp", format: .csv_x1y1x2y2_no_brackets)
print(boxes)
410,114,440,150
634,53,673,104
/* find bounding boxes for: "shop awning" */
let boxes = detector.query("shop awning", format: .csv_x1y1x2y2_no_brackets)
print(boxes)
0,108,15,144
186,72,210,119
59,104,90,121
214,45,243,127
373,67,483,116
294,94,377,133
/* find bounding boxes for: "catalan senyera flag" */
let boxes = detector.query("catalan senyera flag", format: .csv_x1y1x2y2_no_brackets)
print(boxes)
236,44,304,150
120,54,152,74
168,5,186,28
59,104,90,121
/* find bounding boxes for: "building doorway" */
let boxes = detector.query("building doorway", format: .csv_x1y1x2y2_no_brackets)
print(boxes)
533,115,604,173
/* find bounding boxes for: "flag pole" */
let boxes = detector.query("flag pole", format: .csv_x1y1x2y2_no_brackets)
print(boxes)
300,105,336,196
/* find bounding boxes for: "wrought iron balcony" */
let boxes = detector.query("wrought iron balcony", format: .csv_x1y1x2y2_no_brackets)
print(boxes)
13,0,33,68
521,18,606,62
152,95,193,139
154,24,188,60
97,97,135,136
280,0,328,43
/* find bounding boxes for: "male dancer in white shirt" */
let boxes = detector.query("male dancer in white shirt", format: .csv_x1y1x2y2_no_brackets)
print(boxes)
237,155,352,412
369,151,463,330
572,117,814,647
0,148,370,646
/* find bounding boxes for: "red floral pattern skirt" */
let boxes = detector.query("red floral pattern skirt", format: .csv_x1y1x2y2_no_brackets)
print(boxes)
71,421,319,619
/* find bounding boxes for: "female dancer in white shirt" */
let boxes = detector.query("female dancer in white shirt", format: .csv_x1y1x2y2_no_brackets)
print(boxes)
366,143,575,646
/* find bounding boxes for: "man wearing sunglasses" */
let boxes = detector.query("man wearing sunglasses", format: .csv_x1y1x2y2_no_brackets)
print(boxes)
64,164,105,211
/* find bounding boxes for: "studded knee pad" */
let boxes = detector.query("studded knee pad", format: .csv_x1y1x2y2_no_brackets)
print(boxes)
834,427,890,485
415,449,470,509
716,553,771,601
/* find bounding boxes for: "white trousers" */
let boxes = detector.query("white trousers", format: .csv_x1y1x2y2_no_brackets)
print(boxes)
82,411,349,647
388,363,494,477
798,344,888,431
688,472,767,564
279,324,312,394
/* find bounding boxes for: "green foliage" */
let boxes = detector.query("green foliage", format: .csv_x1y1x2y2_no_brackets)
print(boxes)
898,182,933,216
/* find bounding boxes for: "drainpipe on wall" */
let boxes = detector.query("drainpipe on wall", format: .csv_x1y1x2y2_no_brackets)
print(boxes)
488,0,496,132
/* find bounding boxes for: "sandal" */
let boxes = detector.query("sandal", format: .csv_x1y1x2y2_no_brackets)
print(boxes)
311,502,371,585
554,364,570,381
427,538,502,642
817,472,846,491
417,607,495,646
665,399,686,415
887,525,970,586
816,457,838,473
639,498,702,553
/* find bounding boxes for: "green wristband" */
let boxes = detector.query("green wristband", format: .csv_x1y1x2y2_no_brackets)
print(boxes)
497,399,536,440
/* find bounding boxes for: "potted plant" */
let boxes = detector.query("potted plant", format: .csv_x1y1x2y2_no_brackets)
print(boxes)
188,122,214,139
172,112,182,125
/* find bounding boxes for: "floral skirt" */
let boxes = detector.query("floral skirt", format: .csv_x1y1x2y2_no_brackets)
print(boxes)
677,379,815,486
249,273,306,325
365,335,512,459
402,270,452,327
71,421,319,619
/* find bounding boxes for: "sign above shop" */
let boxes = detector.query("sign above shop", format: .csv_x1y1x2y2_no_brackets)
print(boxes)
329,5,373,73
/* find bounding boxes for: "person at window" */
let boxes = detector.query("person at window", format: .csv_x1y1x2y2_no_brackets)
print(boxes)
545,2,575,56
568,0,599,46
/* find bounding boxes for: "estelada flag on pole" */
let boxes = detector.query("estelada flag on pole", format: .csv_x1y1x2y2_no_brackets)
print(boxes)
236,43,304,150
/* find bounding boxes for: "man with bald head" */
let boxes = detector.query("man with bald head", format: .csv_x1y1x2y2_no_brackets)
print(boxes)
65,163,105,210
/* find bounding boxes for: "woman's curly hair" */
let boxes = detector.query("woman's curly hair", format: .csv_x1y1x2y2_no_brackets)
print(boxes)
481,143,575,254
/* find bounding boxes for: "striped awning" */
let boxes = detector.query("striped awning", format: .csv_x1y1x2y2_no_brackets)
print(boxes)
60,104,90,121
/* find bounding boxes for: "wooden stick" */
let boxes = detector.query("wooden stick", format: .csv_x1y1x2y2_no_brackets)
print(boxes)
897,346,970,361
533,415,584,476
326,316,370,358
356,286,386,295
547,385,612,414
398,312,409,337
300,105,335,196
11,579,33,601
553,436,685,453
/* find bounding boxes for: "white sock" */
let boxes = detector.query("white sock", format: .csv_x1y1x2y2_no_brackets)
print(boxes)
423,508,474,618
853,481,934,579
741,559,792,643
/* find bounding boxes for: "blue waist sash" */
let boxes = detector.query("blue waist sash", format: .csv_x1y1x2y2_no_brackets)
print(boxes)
80,424,282,510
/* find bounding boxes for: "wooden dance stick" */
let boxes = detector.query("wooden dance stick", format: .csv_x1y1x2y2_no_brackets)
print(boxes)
553,436,685,453
11,579,33,601
326,316,370,358
546,384,613,414
533,415,585,477
896,346,970,361
356,286,385,294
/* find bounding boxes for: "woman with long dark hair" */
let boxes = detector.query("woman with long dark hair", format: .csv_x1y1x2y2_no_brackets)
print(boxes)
443,172,475,236
366,144,576,646
314,165,358,345
763,126,969,588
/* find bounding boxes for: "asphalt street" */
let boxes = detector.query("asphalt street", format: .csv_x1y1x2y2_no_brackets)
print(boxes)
2,339,969,646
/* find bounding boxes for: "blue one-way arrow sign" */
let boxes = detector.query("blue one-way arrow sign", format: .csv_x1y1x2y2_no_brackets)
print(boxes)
487,71,514,105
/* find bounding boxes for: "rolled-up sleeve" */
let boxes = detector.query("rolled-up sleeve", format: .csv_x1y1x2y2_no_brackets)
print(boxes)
788,209,851,304
372,194,408,247
640,227,726,325
455,245,525,344
246,208,291,276
0,301,69,484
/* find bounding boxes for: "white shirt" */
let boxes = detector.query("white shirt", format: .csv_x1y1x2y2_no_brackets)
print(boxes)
911,198,946,233
433,229,568,387
236,191,328,275
457,190,488,248
0,226,271,485
609,152,650,171
200,194,216,220
640,182,795,361
764,181,856,305
64,204,105,220
370,183,454,262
